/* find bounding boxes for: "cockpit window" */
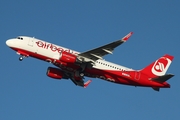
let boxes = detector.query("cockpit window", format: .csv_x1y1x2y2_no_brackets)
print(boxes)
17,37,23,40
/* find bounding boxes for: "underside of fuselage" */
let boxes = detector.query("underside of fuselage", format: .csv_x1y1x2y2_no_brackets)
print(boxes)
6,35,173,91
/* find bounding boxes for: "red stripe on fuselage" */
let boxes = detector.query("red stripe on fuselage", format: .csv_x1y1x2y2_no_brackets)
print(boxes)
10,47,170,88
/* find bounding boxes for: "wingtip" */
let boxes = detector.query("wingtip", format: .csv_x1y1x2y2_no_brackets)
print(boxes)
122,32,133,41
84,80,92,88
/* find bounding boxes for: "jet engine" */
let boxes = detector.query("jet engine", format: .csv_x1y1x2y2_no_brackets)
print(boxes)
46,67,68,79
59,51,80,64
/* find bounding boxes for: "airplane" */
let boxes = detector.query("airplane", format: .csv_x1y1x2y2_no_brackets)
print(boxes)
6,32,174,91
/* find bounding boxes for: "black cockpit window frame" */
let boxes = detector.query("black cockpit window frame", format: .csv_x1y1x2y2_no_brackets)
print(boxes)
17,37,23,40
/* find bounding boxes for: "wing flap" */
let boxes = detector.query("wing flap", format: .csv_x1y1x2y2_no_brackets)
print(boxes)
102,49,113,54
90,53,103,60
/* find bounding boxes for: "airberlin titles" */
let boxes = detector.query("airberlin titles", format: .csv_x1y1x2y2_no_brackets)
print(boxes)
36,41,78,54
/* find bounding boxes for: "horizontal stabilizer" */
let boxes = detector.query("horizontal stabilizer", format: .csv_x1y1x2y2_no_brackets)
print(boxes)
151,74,174,83
152,87,160,91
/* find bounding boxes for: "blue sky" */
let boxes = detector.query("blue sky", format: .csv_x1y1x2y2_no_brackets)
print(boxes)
0,0,179,120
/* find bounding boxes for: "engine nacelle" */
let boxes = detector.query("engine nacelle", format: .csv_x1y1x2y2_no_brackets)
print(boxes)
46,67,65,79
59,51,79,64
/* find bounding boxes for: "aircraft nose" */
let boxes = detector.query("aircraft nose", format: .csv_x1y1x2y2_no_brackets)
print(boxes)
6,39,14,47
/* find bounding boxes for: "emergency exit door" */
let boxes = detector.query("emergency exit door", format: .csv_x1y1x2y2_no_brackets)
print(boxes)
28,38,34,47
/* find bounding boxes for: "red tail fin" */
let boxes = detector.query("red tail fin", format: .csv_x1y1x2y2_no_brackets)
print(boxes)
140,54,174,78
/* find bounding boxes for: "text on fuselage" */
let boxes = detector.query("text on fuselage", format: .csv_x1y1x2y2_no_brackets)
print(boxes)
36,41,78,54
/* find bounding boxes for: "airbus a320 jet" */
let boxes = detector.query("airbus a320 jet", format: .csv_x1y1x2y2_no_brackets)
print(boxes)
6,32,174,91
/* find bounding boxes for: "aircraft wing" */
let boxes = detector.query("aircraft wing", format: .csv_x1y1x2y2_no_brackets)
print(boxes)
69,72,92,88
78,32,133,61
70,77,92,88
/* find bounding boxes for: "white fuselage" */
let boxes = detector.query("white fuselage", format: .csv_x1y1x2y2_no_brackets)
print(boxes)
6,36,132,72
6,36,173,89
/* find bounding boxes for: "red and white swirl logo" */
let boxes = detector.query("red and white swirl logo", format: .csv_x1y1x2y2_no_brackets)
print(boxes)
152,57,171,76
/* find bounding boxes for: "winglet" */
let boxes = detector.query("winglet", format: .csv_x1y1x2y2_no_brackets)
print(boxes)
84,80,92,88
122,32,133,41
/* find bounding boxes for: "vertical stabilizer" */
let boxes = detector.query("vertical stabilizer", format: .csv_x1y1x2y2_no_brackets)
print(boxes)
140,54,174,78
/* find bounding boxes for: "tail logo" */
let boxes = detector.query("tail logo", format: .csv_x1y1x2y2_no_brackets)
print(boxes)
154,62,166,72
152,57,171,76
